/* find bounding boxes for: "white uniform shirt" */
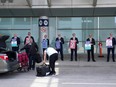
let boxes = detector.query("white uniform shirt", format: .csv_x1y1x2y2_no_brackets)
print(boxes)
45,47,58,56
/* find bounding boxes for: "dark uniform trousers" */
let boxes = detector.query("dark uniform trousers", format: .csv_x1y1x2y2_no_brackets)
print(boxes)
56,49,64,61
107,48,115,62
49,53,58,73
87,48,95,61
71,49,77,61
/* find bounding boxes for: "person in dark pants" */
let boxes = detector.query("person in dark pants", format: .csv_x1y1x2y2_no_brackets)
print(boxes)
24,32,35,56
42,34,49,60
43,47,58,75
11,34,20,52
86,34,96,62
21,39,38,70
69,33,79,61
55,34,64,61
106,33,116,62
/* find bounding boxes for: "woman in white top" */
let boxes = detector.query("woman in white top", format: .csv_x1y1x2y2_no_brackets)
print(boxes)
43,47,58,75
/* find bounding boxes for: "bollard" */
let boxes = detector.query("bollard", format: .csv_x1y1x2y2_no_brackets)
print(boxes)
98,42,104,57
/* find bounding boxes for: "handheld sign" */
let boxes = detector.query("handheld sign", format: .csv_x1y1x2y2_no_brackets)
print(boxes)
106,39,112,48
70,40,76,49
85,41,91,50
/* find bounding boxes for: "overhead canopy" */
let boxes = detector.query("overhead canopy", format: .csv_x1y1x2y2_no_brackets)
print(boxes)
0,0,116,17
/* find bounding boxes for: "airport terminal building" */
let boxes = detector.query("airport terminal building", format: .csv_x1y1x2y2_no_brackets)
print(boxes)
0,0,116,54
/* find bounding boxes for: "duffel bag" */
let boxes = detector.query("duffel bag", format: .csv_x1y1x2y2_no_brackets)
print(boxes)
36,64,50,76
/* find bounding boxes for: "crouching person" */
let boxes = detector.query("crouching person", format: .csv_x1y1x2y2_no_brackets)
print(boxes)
43,47,58,75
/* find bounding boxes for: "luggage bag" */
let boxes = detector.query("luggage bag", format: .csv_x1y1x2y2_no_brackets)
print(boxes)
17,52,29,71
36,64,50,76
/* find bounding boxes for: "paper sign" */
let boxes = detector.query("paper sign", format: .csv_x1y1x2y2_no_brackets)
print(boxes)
56,41,61,49
11,40,17,47
85,41,91,50
70,40,76,49
42,39,48,48
106,39,112,48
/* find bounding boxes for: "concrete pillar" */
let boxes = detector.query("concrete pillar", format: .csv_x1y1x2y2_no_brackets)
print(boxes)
39,16,49,53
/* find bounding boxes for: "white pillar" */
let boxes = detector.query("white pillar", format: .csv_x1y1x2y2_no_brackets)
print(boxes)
39,16,49,53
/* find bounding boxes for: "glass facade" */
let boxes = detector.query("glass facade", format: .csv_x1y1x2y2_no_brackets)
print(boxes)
0,17,116,54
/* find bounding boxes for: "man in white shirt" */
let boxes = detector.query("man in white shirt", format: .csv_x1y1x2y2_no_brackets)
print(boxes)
43,47,58,75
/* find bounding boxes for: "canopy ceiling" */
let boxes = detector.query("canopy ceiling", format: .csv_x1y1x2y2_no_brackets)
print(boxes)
0,0,116,17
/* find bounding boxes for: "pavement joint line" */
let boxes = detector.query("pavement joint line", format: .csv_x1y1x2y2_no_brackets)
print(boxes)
62,82,116,85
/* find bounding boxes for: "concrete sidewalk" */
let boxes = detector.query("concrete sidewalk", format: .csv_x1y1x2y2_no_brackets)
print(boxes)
0,57,116,87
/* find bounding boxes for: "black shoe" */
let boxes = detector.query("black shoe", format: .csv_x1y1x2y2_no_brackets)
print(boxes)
48,72,53,76
61,59,64,61
48,71,56,76
70,59,73,61
93,60,96,62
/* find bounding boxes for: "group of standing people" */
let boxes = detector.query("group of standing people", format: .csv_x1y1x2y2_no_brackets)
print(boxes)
42,33,116,63
10,32,116,63
11,32,38,70
9,32,116,74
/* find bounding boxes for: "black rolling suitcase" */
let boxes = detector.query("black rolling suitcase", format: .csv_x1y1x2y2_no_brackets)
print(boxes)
36,64,50,76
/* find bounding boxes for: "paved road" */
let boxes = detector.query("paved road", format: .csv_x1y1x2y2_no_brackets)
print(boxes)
0,57,116,87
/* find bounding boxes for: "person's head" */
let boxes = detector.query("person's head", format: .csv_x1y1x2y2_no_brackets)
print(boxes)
89,34,92,38
44,34,47,39
14,34,17,37
30,38,33,43
28,32,31,36
58,34,61,37
110,33,113,37
72,33,76,37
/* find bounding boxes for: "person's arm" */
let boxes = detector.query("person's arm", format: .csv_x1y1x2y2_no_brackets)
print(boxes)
47,39,49,46
76,38,79,44
20,44,28,51
92,38,95,45
31,36,35,42
61,37,64,44
69,38,72,48
10,37,13,43
17,37,20,45
35,42,38,51
24,36,27,45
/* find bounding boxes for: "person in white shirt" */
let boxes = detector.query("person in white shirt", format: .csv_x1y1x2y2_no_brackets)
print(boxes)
43,47,58,75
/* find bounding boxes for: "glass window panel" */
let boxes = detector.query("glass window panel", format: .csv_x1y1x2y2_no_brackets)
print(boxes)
99,17,115,28
14,18,31,25
0,18,12,25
